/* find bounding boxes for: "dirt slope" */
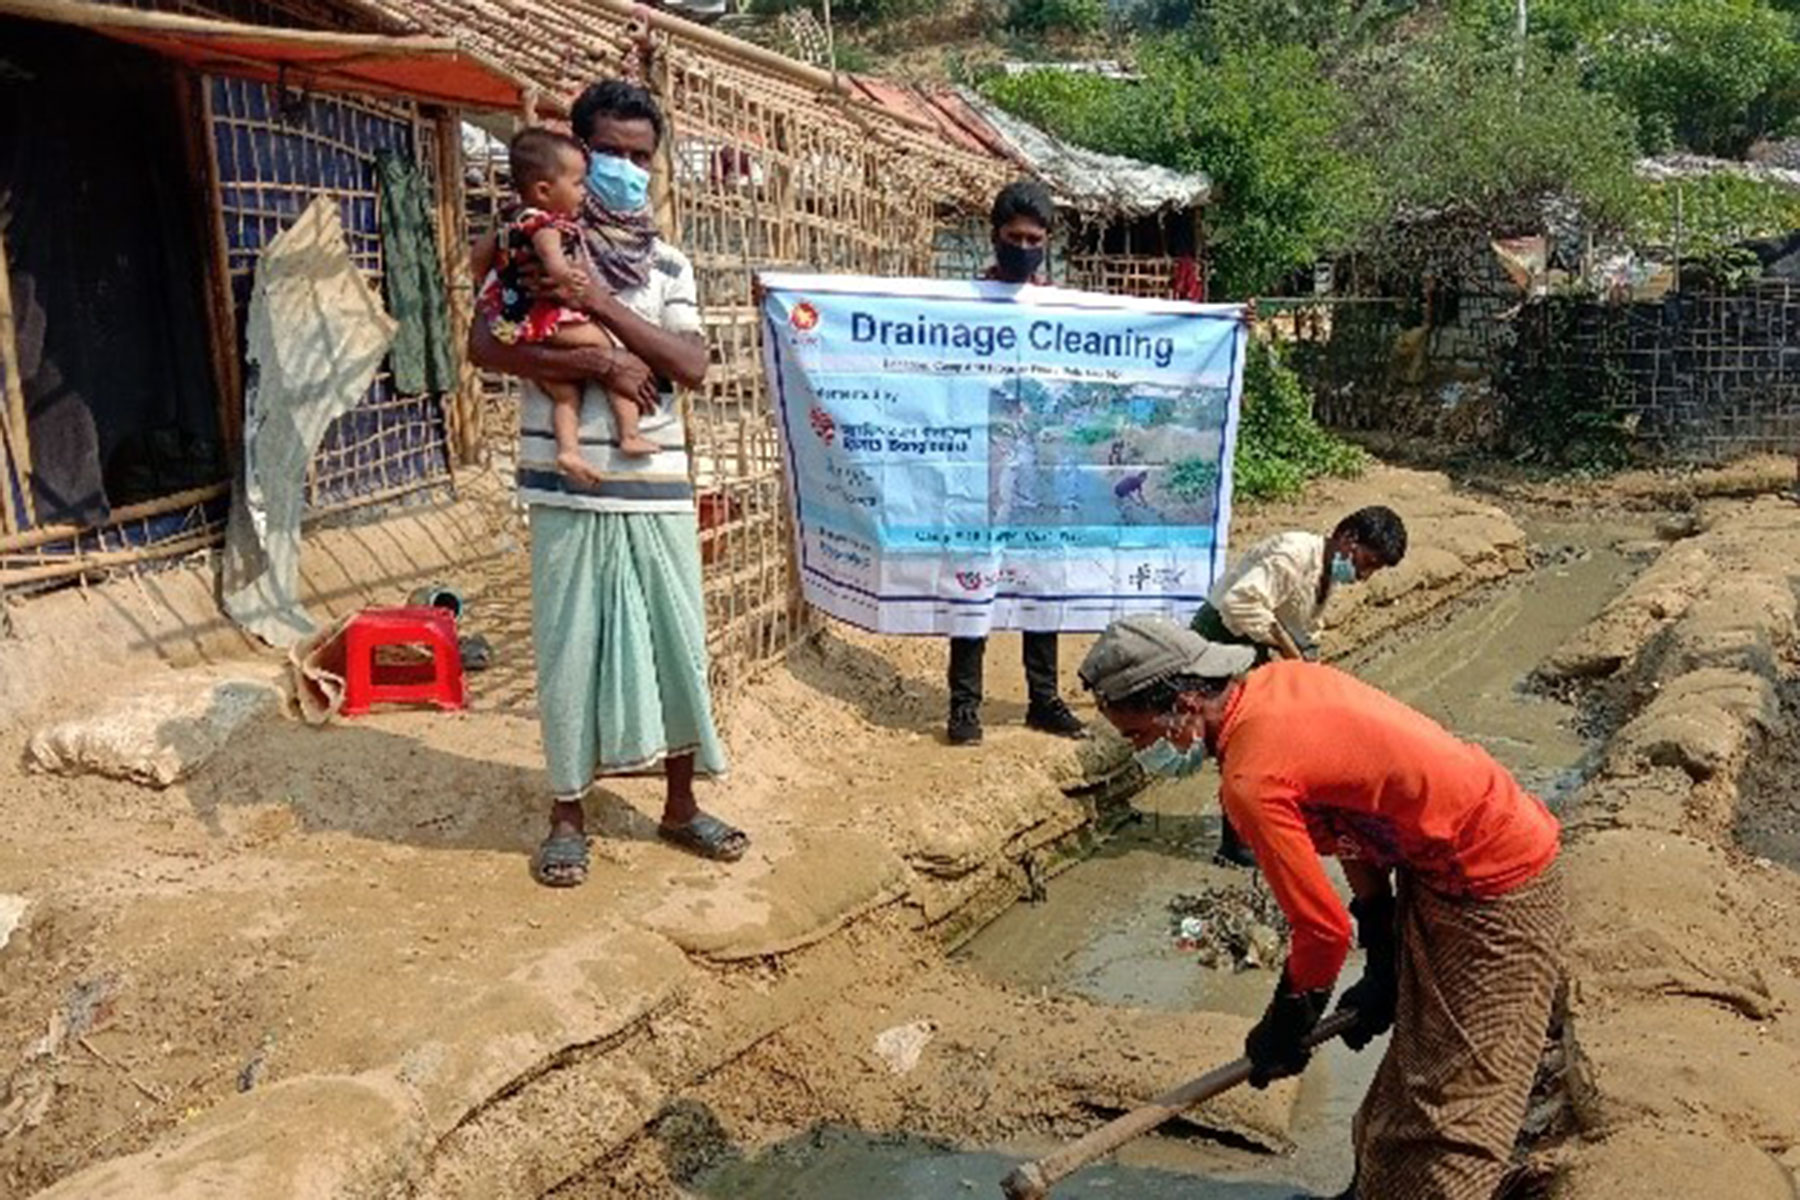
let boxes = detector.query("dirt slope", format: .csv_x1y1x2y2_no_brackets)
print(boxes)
0,465,1524,1198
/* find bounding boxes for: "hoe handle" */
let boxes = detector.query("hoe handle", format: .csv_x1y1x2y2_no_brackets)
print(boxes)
1000,1009,1360,1200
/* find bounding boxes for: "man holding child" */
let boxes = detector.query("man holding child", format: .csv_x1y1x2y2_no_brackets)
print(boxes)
469,79,747,886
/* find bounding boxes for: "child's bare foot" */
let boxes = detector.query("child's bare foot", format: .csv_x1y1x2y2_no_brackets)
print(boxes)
616,435,659,458
556,450,605,490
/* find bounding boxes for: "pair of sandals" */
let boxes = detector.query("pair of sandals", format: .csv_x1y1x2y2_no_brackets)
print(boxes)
533,811,749,887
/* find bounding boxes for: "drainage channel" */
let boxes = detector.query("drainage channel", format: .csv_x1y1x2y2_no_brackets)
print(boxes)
700,517,1647,1198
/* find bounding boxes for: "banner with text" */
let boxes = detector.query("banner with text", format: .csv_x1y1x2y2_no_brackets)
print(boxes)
760,274,1245,636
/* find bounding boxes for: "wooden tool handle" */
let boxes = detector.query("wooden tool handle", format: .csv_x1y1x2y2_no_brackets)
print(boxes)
1001,1008,1360,1200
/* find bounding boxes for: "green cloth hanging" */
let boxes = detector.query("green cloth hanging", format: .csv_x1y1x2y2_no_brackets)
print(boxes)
375,148,454,395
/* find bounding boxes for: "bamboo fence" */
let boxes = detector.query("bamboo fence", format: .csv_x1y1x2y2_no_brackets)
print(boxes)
1509,279,1800,459
399,0,1011,691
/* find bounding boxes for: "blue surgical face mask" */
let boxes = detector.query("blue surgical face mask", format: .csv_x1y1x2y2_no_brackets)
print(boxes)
1330,552,1358,585
587,152,651,213
1134,718,1211,778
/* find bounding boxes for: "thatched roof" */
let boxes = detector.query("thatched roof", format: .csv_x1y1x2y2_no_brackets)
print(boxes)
348,0,1008,210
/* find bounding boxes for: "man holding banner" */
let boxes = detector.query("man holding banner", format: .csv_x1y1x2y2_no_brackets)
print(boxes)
758,194,1254,719
947,181,1086,747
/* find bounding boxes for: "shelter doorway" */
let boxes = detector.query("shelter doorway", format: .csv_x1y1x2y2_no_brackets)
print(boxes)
0,19,222,529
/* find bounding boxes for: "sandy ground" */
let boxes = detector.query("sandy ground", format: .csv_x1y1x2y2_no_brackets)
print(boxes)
1532,490,1800,1193
5,460,1786,1198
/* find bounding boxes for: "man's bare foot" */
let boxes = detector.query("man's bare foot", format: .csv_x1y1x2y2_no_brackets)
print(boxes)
557,450,606,490
617,435,659,458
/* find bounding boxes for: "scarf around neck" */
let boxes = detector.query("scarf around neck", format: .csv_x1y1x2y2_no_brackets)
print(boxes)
580,190,660,292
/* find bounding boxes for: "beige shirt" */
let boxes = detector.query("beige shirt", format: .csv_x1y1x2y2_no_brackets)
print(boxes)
1209,531,1330,645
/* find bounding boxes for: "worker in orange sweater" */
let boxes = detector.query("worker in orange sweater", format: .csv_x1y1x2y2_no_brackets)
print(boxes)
1079,615,1566,1200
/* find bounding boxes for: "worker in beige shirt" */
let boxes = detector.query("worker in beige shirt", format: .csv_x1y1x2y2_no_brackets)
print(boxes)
1192,505,1409,866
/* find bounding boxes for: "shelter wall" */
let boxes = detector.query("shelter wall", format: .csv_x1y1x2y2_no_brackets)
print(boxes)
1278,246,1800,463
1,0,474,589
1508,282,1800,460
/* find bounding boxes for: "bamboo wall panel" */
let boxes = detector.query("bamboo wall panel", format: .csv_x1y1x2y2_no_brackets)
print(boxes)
207,75,454,510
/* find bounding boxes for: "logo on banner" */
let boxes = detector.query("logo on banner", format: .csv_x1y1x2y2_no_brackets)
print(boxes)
790,301,821,332
809,406,837,444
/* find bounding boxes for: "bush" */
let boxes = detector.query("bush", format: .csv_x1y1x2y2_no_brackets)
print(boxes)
1634,173,1800,270
1234,339,1367,501
1006,0,1107,33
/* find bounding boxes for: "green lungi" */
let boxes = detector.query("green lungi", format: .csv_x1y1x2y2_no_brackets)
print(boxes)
530,506,728,798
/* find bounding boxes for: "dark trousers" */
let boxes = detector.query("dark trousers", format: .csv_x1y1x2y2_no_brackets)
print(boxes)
948,632,1059,712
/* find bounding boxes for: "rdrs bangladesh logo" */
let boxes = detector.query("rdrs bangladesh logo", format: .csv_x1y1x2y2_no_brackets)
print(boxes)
808,406,836,444
790,301,820,332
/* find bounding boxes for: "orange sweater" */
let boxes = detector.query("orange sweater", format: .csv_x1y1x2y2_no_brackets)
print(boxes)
1217,661,1561,993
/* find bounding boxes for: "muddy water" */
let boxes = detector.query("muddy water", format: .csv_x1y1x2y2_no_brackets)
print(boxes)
700,1128,1301,1199
707,519,1645,1198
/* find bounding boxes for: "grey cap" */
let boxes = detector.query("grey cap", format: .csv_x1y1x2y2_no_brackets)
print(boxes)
1078,615,1258,704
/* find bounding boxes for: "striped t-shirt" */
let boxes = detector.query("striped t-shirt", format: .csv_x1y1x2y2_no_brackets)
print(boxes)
515,238,702,514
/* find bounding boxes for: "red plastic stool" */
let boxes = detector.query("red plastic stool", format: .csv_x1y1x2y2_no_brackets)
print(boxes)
340,606,466,716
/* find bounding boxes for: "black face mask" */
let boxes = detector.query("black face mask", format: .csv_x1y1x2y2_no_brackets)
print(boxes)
994,241,1046,282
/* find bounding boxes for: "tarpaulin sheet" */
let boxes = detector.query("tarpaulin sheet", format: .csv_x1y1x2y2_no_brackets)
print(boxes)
0,0,532,113
221,196,396,647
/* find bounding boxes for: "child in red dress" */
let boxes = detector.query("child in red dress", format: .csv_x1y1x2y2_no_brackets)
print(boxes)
476,129,657,478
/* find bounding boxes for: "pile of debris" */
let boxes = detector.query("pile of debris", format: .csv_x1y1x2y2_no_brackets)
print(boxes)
1166,877,1290,972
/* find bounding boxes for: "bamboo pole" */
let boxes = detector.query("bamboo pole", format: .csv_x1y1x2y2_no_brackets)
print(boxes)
197,77,245,459
0,219,36,530
174,70,246,472
0,412,16,537
432,109,482,466
647,30,681,245
0,527,222,587
0,483,228,555
0,208,17,536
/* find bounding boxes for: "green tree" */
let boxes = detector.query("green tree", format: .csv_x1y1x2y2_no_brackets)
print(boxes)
1341,33,1642,242
981,42,1376,296
1633,173,1800,276
1585,0,1800,156
1007,0,1107,34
